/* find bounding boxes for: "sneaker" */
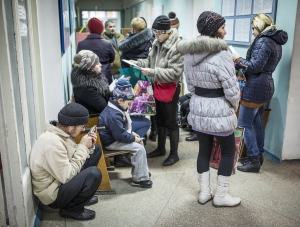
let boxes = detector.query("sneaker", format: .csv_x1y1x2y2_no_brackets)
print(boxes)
131,180,153,188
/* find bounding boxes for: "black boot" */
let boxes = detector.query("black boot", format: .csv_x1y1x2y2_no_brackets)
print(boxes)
241,154,264,166
149,116,157,142
237,157,260,173
147,126,167,158
185,132,197,141
163,127,179,166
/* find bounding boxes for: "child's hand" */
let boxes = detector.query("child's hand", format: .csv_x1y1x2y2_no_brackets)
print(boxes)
132,131,139,138
134,136,141,143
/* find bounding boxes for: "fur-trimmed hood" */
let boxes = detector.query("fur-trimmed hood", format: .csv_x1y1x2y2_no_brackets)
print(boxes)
71,67,109,96
118,28,153,52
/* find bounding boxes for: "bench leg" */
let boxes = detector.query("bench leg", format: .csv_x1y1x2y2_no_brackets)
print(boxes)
97,151,114,191
105,156,115,171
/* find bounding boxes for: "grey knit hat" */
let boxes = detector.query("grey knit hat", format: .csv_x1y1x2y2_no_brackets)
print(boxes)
73,51,99,71
197,11,225,36
58,103,89,126
152,15,171,33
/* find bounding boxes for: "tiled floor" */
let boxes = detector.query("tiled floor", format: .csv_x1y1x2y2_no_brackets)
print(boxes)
40,130,300,227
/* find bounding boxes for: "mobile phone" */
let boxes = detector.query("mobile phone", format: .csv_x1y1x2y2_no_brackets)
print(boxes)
88,125,97,135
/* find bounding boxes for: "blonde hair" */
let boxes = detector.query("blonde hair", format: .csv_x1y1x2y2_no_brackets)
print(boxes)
252,13,278,34
131,18,146,32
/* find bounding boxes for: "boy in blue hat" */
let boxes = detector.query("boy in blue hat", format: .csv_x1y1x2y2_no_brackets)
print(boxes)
98,78,152,188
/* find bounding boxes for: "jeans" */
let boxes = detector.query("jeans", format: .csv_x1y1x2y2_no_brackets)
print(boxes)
131,116,151,137
238,104,265,158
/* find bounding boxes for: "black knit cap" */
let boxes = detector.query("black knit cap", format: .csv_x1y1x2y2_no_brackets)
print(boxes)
197,11,225,36
58,103,89,126
152,15,171,31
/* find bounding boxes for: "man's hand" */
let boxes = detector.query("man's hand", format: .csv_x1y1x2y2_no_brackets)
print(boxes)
80,133,96,148
141,68,151,76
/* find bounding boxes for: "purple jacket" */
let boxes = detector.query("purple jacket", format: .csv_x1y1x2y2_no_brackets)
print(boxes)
77,33,115,84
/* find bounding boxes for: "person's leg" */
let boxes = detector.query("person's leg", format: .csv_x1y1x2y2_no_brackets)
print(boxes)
161,86,180,166
237,105,261,172
149,115,158,141
131,116,151,137
196,132,214,204
48,166,101,213
215,133,236,176
253,105,265,155
106,141,152,188
81,144,101,170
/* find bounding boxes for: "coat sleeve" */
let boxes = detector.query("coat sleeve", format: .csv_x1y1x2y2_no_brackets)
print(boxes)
43,142,89,184
239,38,272,75
108,43,115,63
150,47,184,83
80,87,108,113
137,55,151,68
217,52,240,111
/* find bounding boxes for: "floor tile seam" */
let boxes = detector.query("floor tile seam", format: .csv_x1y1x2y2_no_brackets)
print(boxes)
240,198,300,224
153,173,185,227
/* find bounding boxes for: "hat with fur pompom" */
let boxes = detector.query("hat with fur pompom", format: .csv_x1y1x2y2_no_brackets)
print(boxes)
73,50,99,71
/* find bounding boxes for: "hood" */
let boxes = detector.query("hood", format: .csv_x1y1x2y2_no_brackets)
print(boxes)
71,67,109,96
177,36,228,65
261,29,288,45
118,28,153,52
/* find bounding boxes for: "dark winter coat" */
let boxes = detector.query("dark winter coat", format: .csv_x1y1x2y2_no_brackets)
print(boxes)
77,34,115,83
118,28,154,68
237,29,288,103
98,99,135,147
71,67,112,115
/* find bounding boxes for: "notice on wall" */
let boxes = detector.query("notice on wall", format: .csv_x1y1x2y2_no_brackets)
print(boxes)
234,18,251,42
224,19,234,41
236,0,252,15
253,0,273,14
18,5,26,20
222,0,235,16
20,22,28,36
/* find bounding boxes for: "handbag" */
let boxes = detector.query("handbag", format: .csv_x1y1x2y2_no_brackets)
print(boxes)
209,128,244,174
128,75,156,116
154,82,177,102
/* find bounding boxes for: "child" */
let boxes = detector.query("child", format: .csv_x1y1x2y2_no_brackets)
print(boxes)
98,78,152,188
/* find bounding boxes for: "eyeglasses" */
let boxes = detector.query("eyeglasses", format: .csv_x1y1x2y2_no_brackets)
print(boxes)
152,29,170,35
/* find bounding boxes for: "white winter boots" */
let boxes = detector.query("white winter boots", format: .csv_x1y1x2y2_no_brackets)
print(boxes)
198,171,213,204
198,172,241,207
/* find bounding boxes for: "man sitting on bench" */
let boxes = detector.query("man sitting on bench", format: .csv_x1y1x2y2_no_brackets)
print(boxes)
29,103,102,221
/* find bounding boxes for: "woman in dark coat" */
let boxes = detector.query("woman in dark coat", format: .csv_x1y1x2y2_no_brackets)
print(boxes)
232,13,288,173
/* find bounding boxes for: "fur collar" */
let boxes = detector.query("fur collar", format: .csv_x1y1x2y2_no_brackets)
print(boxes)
71,67,109,96
118,28,153,52
176,36,228,55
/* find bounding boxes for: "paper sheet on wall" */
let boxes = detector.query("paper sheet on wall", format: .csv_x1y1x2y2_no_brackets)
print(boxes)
224,19,234,41
253,0,273,14
236,0,252,15
234,18,251,42
20,22,28,36
18,5,26,20
222,0,235,16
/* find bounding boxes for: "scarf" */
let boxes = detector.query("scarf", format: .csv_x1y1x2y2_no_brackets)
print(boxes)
108,102,132,133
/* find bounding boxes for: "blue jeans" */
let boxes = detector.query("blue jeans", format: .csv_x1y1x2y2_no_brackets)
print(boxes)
238,104,265,158
131,116,151,137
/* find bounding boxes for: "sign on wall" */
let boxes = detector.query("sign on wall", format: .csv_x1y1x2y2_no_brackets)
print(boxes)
59,0,70,53
222,0,277,45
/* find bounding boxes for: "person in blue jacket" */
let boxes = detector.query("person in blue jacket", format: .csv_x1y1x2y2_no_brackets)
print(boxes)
98,78,152,188
232,13,288,173
77,18,115,84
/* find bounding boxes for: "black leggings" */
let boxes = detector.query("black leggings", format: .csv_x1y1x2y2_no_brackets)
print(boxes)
196,132,235,176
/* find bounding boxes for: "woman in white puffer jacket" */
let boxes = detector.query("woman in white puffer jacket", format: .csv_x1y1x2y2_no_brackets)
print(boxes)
177,11,240,208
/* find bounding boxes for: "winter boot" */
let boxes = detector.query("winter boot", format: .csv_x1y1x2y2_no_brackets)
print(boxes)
198,171,213,204
149,116,157,142
163,127,179,166
212,175,241,207
237,157,260,173
147,126,167,158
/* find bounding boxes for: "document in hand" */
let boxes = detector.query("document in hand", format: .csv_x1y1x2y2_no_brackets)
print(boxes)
228,45,238,55
122,59,141,70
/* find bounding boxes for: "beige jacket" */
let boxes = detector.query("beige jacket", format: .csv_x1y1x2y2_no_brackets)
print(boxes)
137,28,184,83
29,122,93,205
102,32,125,74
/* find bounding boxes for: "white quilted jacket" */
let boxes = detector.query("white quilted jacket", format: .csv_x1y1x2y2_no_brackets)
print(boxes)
177,36,240,133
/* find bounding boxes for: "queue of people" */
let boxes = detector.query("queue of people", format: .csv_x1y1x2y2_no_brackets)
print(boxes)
29,10,287,221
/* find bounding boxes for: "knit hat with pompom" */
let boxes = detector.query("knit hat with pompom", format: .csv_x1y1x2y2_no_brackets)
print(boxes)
113,78,135,101
73,50,99,71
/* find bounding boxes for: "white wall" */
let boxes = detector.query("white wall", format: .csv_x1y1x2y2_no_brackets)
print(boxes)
282,1,300,160
37,0,64,120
